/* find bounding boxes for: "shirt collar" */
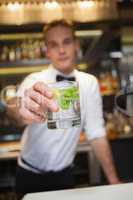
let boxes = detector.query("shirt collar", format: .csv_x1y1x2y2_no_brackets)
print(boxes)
49,64,77,78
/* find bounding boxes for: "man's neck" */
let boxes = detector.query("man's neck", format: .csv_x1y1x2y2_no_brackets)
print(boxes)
53,65,76,76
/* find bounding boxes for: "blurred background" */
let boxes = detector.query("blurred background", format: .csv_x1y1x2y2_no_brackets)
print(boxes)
0,0,132,199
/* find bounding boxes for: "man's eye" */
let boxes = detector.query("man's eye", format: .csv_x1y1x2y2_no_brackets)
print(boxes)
48,43,58,48
64,39,73,45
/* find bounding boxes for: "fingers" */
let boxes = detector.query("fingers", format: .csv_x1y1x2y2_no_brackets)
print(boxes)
19,81,59,125
24,96,45,116
25,86,59,112
19,105,46,124
33,82,53,98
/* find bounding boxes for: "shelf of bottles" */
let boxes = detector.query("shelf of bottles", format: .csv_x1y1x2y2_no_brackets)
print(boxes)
0,32,49,132
0,36,50,67
96,53,133,140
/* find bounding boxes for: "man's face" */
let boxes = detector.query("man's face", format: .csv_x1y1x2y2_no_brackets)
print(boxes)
45,25,79,74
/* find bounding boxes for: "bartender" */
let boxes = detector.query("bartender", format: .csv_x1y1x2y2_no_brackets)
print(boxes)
7,20,120,198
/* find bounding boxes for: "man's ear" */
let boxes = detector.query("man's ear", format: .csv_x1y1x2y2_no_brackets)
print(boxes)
75,39,80,54
45,46,50,59
75,39,83,59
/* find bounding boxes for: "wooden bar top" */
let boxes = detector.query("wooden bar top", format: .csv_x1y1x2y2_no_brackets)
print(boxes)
0,141,20,160
0,140,91,160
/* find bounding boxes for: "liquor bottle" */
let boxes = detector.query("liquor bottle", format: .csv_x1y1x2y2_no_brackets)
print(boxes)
40,40,46,58
21,41,28,60
15,43,22,61
28,40,35,60
106,113,118,139
34,40,41,59
1,46,9,61
9,47,16,62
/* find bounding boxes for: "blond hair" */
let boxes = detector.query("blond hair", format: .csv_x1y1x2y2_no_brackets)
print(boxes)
43,20,76,43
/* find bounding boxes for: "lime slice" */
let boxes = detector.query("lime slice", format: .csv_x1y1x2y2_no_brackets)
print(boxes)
53,86,79,110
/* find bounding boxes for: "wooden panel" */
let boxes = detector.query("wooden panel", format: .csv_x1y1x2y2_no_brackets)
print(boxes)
0,1,118,25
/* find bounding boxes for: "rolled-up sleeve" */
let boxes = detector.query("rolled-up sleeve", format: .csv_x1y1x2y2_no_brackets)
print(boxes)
83,76,106,140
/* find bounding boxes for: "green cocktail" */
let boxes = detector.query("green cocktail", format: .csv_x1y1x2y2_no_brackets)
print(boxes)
47,81,81,129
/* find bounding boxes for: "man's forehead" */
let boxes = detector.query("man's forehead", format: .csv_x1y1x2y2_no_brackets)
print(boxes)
45,25,73,41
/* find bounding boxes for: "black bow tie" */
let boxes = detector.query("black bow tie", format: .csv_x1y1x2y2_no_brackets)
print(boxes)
56,74,75,82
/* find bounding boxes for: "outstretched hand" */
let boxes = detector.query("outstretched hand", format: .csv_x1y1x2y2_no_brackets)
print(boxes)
18,82,59,125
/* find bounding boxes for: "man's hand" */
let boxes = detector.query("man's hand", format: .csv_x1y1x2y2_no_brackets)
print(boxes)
7,82,59,126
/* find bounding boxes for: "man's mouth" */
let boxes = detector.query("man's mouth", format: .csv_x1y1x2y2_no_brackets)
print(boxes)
58,57,69,61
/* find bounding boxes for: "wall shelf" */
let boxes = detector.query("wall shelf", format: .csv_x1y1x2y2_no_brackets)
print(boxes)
0,65,48,76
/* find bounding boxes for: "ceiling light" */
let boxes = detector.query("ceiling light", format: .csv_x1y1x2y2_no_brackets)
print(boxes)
77,0,95,9
7,2,22,11
44,1,60,9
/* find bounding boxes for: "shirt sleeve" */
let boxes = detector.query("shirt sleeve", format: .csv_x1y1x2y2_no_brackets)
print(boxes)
83,76,106,140
16,73,38,97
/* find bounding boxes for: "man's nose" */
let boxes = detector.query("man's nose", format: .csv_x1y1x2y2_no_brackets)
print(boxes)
58,46,65,54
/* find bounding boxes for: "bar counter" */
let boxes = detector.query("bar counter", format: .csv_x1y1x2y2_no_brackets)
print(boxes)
0,140,100,185
0,140,92,160
0,134,133,185
23,183,133,200
0,141,20,160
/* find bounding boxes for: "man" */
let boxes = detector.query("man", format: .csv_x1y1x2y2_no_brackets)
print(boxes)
7,20,120,196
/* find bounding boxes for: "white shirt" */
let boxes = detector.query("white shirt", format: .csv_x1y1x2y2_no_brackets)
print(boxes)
17,65,106,173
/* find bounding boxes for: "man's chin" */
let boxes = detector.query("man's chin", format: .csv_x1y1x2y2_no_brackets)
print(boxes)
55,64,74,73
